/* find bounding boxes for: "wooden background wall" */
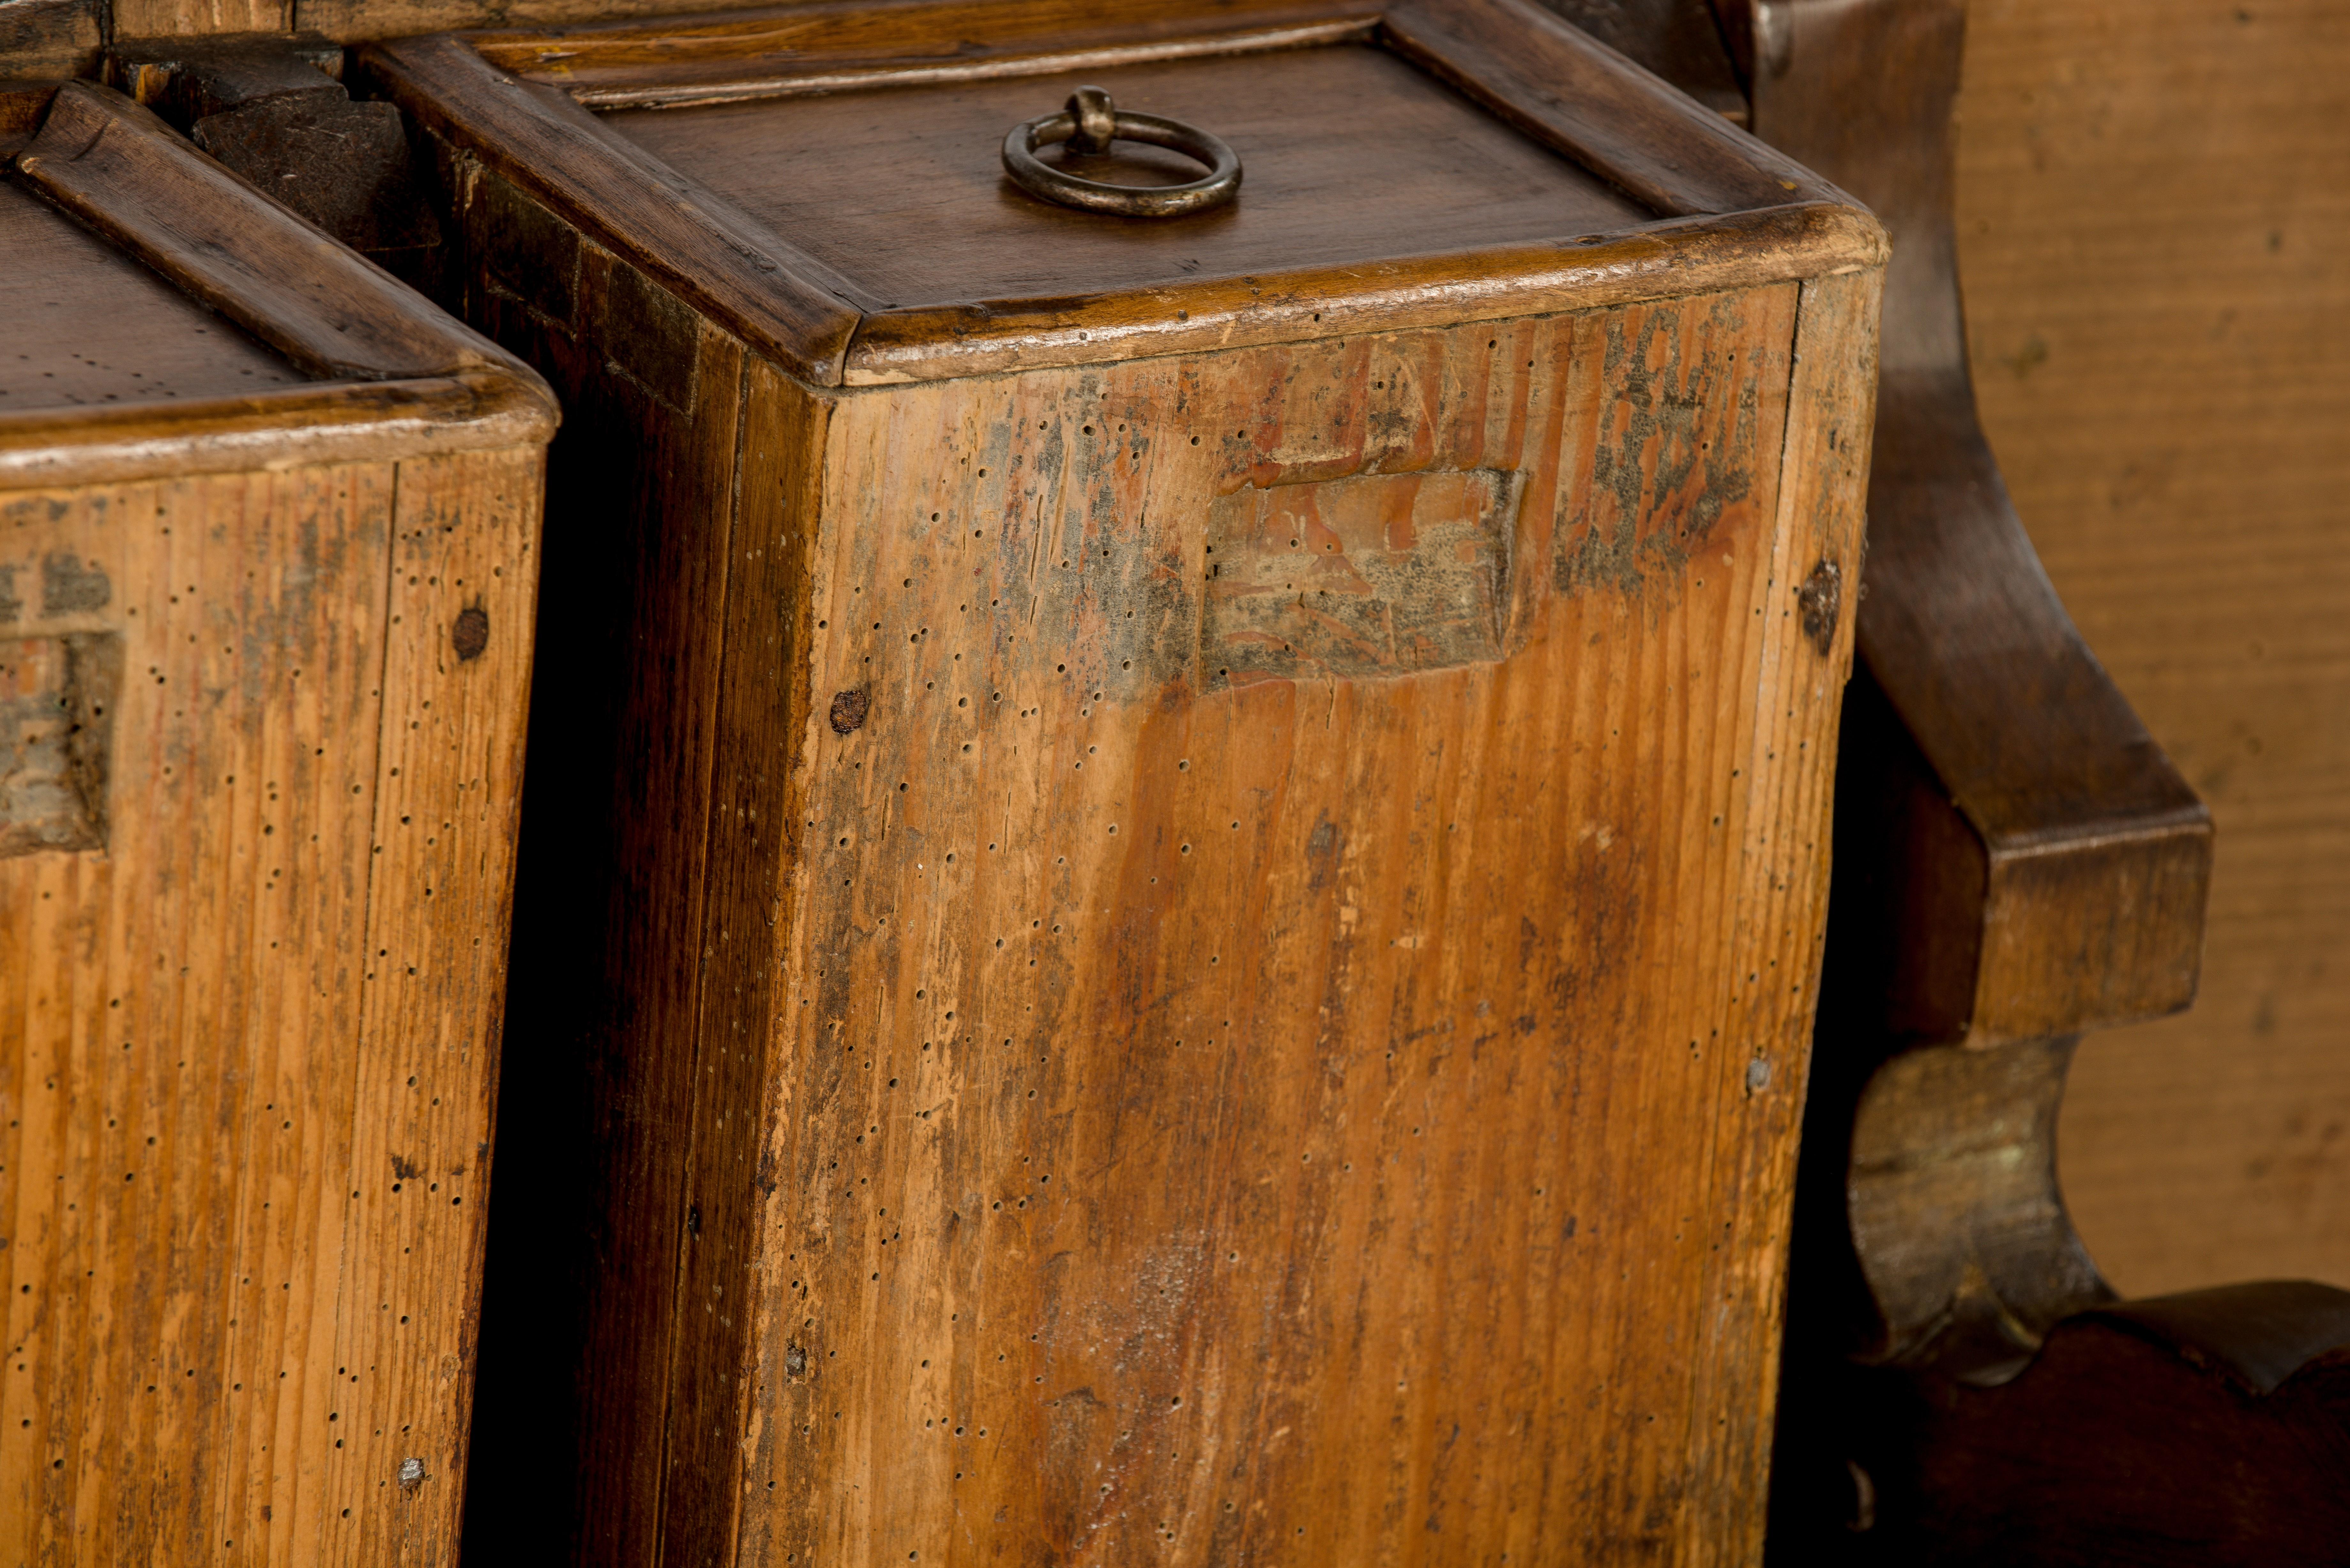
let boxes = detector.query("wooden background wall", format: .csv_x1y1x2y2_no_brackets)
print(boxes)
1955,0,2350,1296
2,0,2341,1296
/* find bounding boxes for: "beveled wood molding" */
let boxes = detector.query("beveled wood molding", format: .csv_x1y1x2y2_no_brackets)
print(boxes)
476,3,1385,109
0,371,554,486
842,201,1879,384
361,0,1884,388
1381,0,1829,215
4,78,556,480
361,30,870,385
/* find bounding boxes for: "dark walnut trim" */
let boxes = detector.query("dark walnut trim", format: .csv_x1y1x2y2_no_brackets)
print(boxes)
14,81,540,392
366,3,1880,387
360,32,871,386
1844,1280,2350,1567
1379,0,1828,215
1751,0,2209,1055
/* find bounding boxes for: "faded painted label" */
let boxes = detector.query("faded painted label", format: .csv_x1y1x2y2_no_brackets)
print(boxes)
0,632,119,857
1201,468,1521,685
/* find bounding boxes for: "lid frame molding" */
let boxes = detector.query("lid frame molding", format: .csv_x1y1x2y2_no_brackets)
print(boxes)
356,0,1885,388
2,79,557,487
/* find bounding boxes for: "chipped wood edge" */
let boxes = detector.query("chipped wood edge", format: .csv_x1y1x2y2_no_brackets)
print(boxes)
0,372,557,488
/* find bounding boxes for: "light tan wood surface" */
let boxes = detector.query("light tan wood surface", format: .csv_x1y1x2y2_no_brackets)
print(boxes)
1,83,554,1565
1953,0,2350,1296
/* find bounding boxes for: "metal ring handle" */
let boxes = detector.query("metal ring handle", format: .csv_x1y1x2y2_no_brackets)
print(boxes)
1001,86,1242,218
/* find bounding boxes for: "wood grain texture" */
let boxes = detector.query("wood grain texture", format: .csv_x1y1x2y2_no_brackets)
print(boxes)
2,82,554,487
0,176,306,414
366,17,1883,387
0,443,542,1565
428,118,1885,1568
1946,0,2350,1299
361,31,868,385
111,0,287,35
433,154,759,1568
1748,0,2210,1057
721,268,1873,1568
0,0,98,79
17,82,512,386
470,0,1379,107
1,82,549,1562
411,18,1883,1560
1379,0,1820,215
598,46,1651,310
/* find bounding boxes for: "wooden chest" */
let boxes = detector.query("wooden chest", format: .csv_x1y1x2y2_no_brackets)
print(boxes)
365,2,1884,1562
0,83,552,1564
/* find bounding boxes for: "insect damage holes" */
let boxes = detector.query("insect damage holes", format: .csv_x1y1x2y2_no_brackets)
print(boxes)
830,688,871,734
1,631,120,856
1201,469,1521,685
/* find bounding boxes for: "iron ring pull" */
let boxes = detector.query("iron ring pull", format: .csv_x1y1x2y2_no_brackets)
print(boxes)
1002,85,1242,218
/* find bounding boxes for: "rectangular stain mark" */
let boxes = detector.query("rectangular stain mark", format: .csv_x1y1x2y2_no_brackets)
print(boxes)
1201,468,1521,686
0,631,122,857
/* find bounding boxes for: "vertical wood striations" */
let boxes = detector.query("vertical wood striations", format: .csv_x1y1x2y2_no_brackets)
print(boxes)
711,277,1872,1567
431,147,756,1567
0,446,540,1565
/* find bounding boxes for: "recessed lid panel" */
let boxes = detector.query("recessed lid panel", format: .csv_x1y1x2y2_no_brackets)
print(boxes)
602,43,1653,313
0,179,308,416
366,1,1878,386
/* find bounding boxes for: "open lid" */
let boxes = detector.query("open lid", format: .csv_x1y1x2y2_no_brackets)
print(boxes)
367,0,1881,388
0,81,553,487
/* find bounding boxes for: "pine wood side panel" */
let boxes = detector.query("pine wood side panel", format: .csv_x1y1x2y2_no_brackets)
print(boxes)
321,447,544,1563
426,143,754,1567
0,448,540,1564
1,466,393,1565
720,282,1858,1566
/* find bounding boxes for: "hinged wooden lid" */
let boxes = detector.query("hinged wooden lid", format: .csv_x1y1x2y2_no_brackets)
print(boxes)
365,0,1883,388
0,80,554,487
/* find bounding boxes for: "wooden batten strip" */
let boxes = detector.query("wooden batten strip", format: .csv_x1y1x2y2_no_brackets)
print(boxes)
13,82,541,390
465,0,1374,87
1379,0,1829,216
362,32,871,386
551,18,1379,110
0,373,556,488
841,201,1886,384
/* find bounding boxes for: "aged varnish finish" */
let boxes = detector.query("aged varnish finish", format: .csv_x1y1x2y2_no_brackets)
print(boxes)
361,3,1886,1562
0,81,553,1564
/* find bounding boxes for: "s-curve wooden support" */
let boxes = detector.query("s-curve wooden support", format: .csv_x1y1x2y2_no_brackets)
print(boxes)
1640,1,2350,1561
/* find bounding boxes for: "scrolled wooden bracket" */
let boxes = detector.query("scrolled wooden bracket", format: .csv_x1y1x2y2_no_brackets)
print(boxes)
1732,0,2215,1386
